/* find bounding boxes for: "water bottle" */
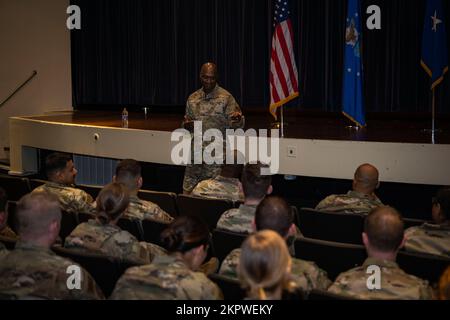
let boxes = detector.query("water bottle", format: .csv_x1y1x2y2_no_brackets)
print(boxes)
122,108,129,128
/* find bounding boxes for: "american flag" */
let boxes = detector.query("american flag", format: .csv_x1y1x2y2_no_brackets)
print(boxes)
269,0,299,120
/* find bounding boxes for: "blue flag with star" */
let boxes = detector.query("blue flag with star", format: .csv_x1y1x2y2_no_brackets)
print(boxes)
421,0,448,89
342,0,365,127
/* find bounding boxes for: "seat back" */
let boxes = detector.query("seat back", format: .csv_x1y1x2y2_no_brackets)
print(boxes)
176,194,234,230
6,201,18,233
298,208,364,244
142,219,170,247
0,175,31,201
59,211,79,242
52,246,136,298
208,273,245,300
77,212,96,224
117,218,144,241
403,218,428,229
294,237,366,280
28,178,47,191
397,250,450,284
0,235,17,250
138,190,178,218
75,184,102,199
211,229,247,262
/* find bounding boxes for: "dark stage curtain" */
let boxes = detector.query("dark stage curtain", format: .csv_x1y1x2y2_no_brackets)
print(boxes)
71,0,450,113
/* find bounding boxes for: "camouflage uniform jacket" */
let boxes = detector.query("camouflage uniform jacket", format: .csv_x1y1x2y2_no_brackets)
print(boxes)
123,195,174,223
405,222,450,258
0,225,17,239
110,255,223,300
216,204,257,234
328,257,433,300
315,190,383,215
0,241,104,299
64,219,166,265
33,182,95,214
191,176,244,202
219,248,331,292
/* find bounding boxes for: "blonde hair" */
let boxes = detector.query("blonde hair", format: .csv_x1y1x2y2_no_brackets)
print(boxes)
238,230,292,300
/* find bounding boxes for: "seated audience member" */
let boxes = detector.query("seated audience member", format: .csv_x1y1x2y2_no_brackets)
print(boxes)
438,266,450,300
238,230,298,300
220,195,330,292
114,159,173,223
32,152,95,214
64,182,165,264
191,151,244,202
328,206,433,299
110,216,223,300
0,192,103,299
0,187,17,239
315,163,383,215
216,162,272,233
405,188,450,258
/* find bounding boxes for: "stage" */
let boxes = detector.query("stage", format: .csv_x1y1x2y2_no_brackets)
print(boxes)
9,110,450,185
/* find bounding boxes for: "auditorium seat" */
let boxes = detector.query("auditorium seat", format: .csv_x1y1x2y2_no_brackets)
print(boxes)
6,201,18,233
117,217,144,241
294,237,366,280
0,235,16,250
77,212,96,224
138,189,178,218
397,250,450,284
176,194,234,230
142,219,170,247
403,217,428,229
75,184,102,199
59,211,79,242
211,229,247,263
208,273,245,300
297,208,364,244
52,246,137,298
28,178,47,191
0,175,31,201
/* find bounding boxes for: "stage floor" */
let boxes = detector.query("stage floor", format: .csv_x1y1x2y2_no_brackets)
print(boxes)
24,110,450,144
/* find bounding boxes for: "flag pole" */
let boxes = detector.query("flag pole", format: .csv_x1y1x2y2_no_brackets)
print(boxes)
432,87,436,133
280,105,285,138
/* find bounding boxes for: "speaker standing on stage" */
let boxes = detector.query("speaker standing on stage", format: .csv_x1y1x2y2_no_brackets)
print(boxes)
182,62,244,194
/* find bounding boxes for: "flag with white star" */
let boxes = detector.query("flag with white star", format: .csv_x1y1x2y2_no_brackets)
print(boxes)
421,0,448,89
342,0,365,127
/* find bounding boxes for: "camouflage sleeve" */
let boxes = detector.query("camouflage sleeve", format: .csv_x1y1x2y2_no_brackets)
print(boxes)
315,196,333,211
225,95,244,129
72,268,105,300
185,99,195,121
197,273,224,300
73,190,95,214
419,281,434,300
307,264,332,291
218,249,240,279
143,206,174,224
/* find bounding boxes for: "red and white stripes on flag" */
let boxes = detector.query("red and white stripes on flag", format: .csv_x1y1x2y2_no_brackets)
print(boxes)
269,0,299,120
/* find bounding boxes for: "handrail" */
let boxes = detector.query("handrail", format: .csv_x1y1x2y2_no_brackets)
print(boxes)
0,70,37,108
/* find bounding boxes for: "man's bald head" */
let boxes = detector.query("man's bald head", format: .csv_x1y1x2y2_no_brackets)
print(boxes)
200,62,218,93
364,206,404,252
353,163,379,194
17,192,61,240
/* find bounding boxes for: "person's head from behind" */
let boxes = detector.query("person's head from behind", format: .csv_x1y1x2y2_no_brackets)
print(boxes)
113,159,143,194
220,150,244,179
432,188,450,225
96,183,130,225
241,162,272,203
45,153,77,185
161,216,210,271
0,187,8,231
238,230,292,300
254,195,296,239
438,266,450,300
16,191,61,247
363,206,405,261
200,62,217,94
352,163,379,195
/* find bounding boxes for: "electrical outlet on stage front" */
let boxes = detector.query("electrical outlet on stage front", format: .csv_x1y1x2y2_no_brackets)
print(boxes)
287,146,297,158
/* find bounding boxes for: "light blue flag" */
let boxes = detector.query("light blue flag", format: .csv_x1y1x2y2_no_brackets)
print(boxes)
342,0,365,127
421,0,448,89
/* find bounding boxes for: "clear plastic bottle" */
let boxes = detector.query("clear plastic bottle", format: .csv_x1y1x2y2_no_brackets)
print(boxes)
121,108,129,128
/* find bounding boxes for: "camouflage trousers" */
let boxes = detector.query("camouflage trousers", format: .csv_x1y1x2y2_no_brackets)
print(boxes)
183,163,222,192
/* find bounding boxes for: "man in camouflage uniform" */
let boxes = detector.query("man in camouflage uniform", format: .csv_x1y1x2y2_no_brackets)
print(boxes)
191,157,244,202
219,195,330,293
328,206,433,299
0,192,104,299
64,217,167,265
113,159,173,223
182,62,244,194
0,187,17,239
405,188,450,258
32,152,95,214
315,163,383,215
110,255,222,300
216,162,272,233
